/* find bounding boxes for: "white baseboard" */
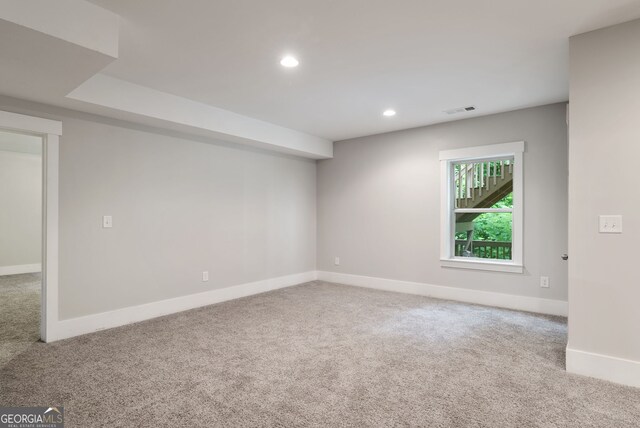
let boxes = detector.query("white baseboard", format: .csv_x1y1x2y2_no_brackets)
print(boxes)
49,271,317,342
566,347,640,388
317,271,568,317
0,263,41,276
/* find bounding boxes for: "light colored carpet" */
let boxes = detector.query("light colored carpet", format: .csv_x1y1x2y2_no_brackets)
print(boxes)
0,272,40,367
1,281,639,427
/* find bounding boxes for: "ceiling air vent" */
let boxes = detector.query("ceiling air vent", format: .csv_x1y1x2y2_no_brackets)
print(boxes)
444,105,476,115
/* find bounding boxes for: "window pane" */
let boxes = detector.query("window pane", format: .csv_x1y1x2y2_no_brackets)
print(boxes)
455,212,512,260
454,159,513,209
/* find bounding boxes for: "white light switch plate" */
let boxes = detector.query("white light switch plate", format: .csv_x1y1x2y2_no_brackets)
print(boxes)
202,271,209,282
599,215,622,234
102,215,113,228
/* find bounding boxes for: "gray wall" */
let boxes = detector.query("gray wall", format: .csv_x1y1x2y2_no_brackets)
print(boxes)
318,103,568,301
0,98,316,320
568,19,640,362
0,146,41,269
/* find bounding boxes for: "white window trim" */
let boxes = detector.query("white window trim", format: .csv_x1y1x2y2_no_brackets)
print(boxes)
439,141,524,273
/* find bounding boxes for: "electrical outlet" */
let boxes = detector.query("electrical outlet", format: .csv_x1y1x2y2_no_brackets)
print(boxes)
202,271,209,282
102,215,113,228
599,215,622,234
540,276,550,288
334,256,340,266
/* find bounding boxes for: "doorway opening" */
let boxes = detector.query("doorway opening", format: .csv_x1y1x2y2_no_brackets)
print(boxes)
0,110,61,350
0,130,43,366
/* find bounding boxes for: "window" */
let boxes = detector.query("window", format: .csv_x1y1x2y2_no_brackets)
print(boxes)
439,142,524,273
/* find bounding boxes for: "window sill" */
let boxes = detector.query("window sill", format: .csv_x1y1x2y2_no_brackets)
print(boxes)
440,258,523,273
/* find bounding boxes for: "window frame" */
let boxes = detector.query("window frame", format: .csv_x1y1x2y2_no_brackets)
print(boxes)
439,141,524,273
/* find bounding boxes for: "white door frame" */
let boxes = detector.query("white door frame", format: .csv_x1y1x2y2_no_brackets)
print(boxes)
0,110,61,343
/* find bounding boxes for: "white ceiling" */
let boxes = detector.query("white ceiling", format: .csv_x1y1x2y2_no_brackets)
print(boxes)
26,2,640,141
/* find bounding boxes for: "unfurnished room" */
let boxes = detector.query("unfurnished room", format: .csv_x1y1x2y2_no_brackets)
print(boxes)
0,1,639,427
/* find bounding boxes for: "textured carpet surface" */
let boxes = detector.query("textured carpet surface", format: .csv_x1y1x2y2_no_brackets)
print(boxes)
0,273,40,367
1,281,639,427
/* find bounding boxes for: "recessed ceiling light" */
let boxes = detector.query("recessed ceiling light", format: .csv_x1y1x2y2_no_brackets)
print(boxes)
280,56,299,68
383,109,396,117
